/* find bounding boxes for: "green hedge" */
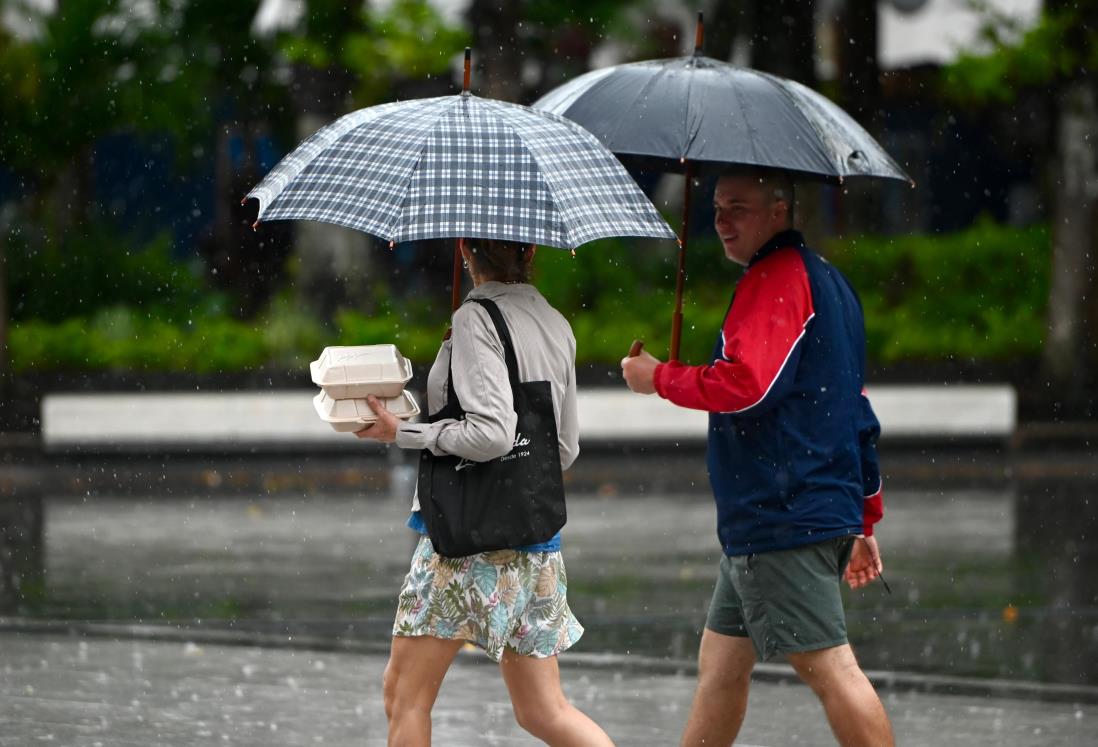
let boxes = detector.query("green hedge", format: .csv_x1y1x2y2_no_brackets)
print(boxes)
8,220,1050,372
7,222,206,324
824,218,1049,362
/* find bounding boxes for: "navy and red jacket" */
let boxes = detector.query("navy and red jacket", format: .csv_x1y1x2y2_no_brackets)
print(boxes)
654,230,884,556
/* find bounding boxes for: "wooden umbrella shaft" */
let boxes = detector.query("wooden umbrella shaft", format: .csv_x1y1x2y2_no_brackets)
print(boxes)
451,239,463,312
442,238,463,341
670,162,693,361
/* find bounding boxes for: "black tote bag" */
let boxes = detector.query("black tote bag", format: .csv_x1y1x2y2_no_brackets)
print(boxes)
417,298,567,557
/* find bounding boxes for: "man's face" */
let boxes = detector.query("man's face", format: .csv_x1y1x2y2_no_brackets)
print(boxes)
712,175,790,266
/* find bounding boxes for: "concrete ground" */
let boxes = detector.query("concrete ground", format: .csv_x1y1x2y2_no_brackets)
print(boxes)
4,487,1097,744
2,633,1094,747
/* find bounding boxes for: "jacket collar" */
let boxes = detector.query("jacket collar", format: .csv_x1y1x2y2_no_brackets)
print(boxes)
748,229,805,268
466,281,538,300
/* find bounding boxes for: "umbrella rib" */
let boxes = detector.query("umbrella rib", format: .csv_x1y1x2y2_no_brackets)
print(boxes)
387,98,462,240
480,97,576,247
249,97,445,235
681,60,702,159
727,72,764,167
754,70,844,177
603,61,678,156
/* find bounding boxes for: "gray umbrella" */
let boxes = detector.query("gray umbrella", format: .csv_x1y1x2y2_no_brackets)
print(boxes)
532,37,910,183
533,13,911,359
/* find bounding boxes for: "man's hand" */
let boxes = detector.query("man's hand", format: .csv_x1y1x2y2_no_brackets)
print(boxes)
354,395,400,443
621,349,661,395
844,536,883,590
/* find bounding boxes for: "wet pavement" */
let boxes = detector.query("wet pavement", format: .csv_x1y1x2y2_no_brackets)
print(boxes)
3,633,1095,746
23,486,1098,684
3,480,1098,744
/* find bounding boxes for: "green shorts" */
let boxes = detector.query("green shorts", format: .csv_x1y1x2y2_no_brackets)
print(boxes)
705,536,855,661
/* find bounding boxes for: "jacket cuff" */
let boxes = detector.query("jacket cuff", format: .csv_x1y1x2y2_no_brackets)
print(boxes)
653,361,678,399
395,422,431,451
862,488,884,537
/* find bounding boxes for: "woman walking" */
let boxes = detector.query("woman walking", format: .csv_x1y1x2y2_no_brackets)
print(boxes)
356,238,613,747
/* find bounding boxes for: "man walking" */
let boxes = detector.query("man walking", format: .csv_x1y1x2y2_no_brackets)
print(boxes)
621,168,894,747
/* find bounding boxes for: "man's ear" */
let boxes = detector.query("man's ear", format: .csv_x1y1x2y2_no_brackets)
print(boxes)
775,199,791,227
528,244,537,260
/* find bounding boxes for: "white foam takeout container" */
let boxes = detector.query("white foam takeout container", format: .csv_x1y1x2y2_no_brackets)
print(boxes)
310,344,413,399
312,390,421,433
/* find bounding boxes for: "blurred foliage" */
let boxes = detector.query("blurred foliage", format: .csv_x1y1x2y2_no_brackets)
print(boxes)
942,3,1098,104
5,220,207,324
533,236,737,364
8,221,1050,373
0,0,256,183
281,0,468,104
824,218,1049,362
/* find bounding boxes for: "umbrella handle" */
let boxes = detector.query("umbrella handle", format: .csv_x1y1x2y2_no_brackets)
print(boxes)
628,340,645,358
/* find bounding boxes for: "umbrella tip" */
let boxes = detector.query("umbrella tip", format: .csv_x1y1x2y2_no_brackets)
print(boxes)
240,197,247,206
389,240,395,249
570,248,576,258
251,219,260,232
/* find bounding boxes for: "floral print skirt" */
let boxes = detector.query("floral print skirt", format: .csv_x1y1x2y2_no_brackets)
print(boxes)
392,535,584,662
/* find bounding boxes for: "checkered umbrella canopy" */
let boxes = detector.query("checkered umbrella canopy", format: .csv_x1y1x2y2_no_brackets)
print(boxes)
246,94,676,249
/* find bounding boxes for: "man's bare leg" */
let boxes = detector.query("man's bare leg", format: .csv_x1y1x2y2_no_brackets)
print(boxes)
787,644,894,747
680,630,756,747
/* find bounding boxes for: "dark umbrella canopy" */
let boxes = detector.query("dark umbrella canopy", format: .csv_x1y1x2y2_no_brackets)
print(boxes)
534,55,911,184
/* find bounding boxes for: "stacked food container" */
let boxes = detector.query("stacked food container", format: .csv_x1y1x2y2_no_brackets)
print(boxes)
310,344,420,432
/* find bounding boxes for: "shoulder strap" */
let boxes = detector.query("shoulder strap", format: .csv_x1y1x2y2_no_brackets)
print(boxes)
466,297,521,389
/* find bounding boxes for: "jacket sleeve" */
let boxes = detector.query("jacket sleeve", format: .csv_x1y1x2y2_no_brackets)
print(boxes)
653,249,815,415
858,388,884,536
557,330,580,471
395,303,516,461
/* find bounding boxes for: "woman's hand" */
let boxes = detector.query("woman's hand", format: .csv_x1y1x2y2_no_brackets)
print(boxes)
354,395,400,443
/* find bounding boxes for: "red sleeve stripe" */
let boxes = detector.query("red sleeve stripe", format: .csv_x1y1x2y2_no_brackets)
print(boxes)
721,312,815,414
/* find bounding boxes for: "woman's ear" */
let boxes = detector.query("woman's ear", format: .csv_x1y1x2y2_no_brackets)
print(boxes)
458,237,473,263
528,244,537,261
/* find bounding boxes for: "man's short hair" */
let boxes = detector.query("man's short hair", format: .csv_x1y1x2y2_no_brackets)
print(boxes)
718,166,794,206
717,166,795,227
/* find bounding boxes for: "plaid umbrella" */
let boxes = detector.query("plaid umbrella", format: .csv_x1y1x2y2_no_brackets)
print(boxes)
246,94,676,250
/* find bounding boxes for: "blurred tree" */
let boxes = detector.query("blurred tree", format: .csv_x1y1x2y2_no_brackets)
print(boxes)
0,0,297,322
705,0,748,62
172,0,296,319
467,0,633,102
747,0,817,87
833,0,885,235
0,1,209,236
274,0,467,318
0,0,213,385
944,0,1098,411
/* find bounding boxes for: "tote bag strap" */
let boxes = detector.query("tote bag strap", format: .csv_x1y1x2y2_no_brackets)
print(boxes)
466,298,521,390
442,297,521,411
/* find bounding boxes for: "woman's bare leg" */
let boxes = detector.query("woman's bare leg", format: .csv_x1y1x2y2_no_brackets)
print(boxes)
383,636,465,747
499,648,615,746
